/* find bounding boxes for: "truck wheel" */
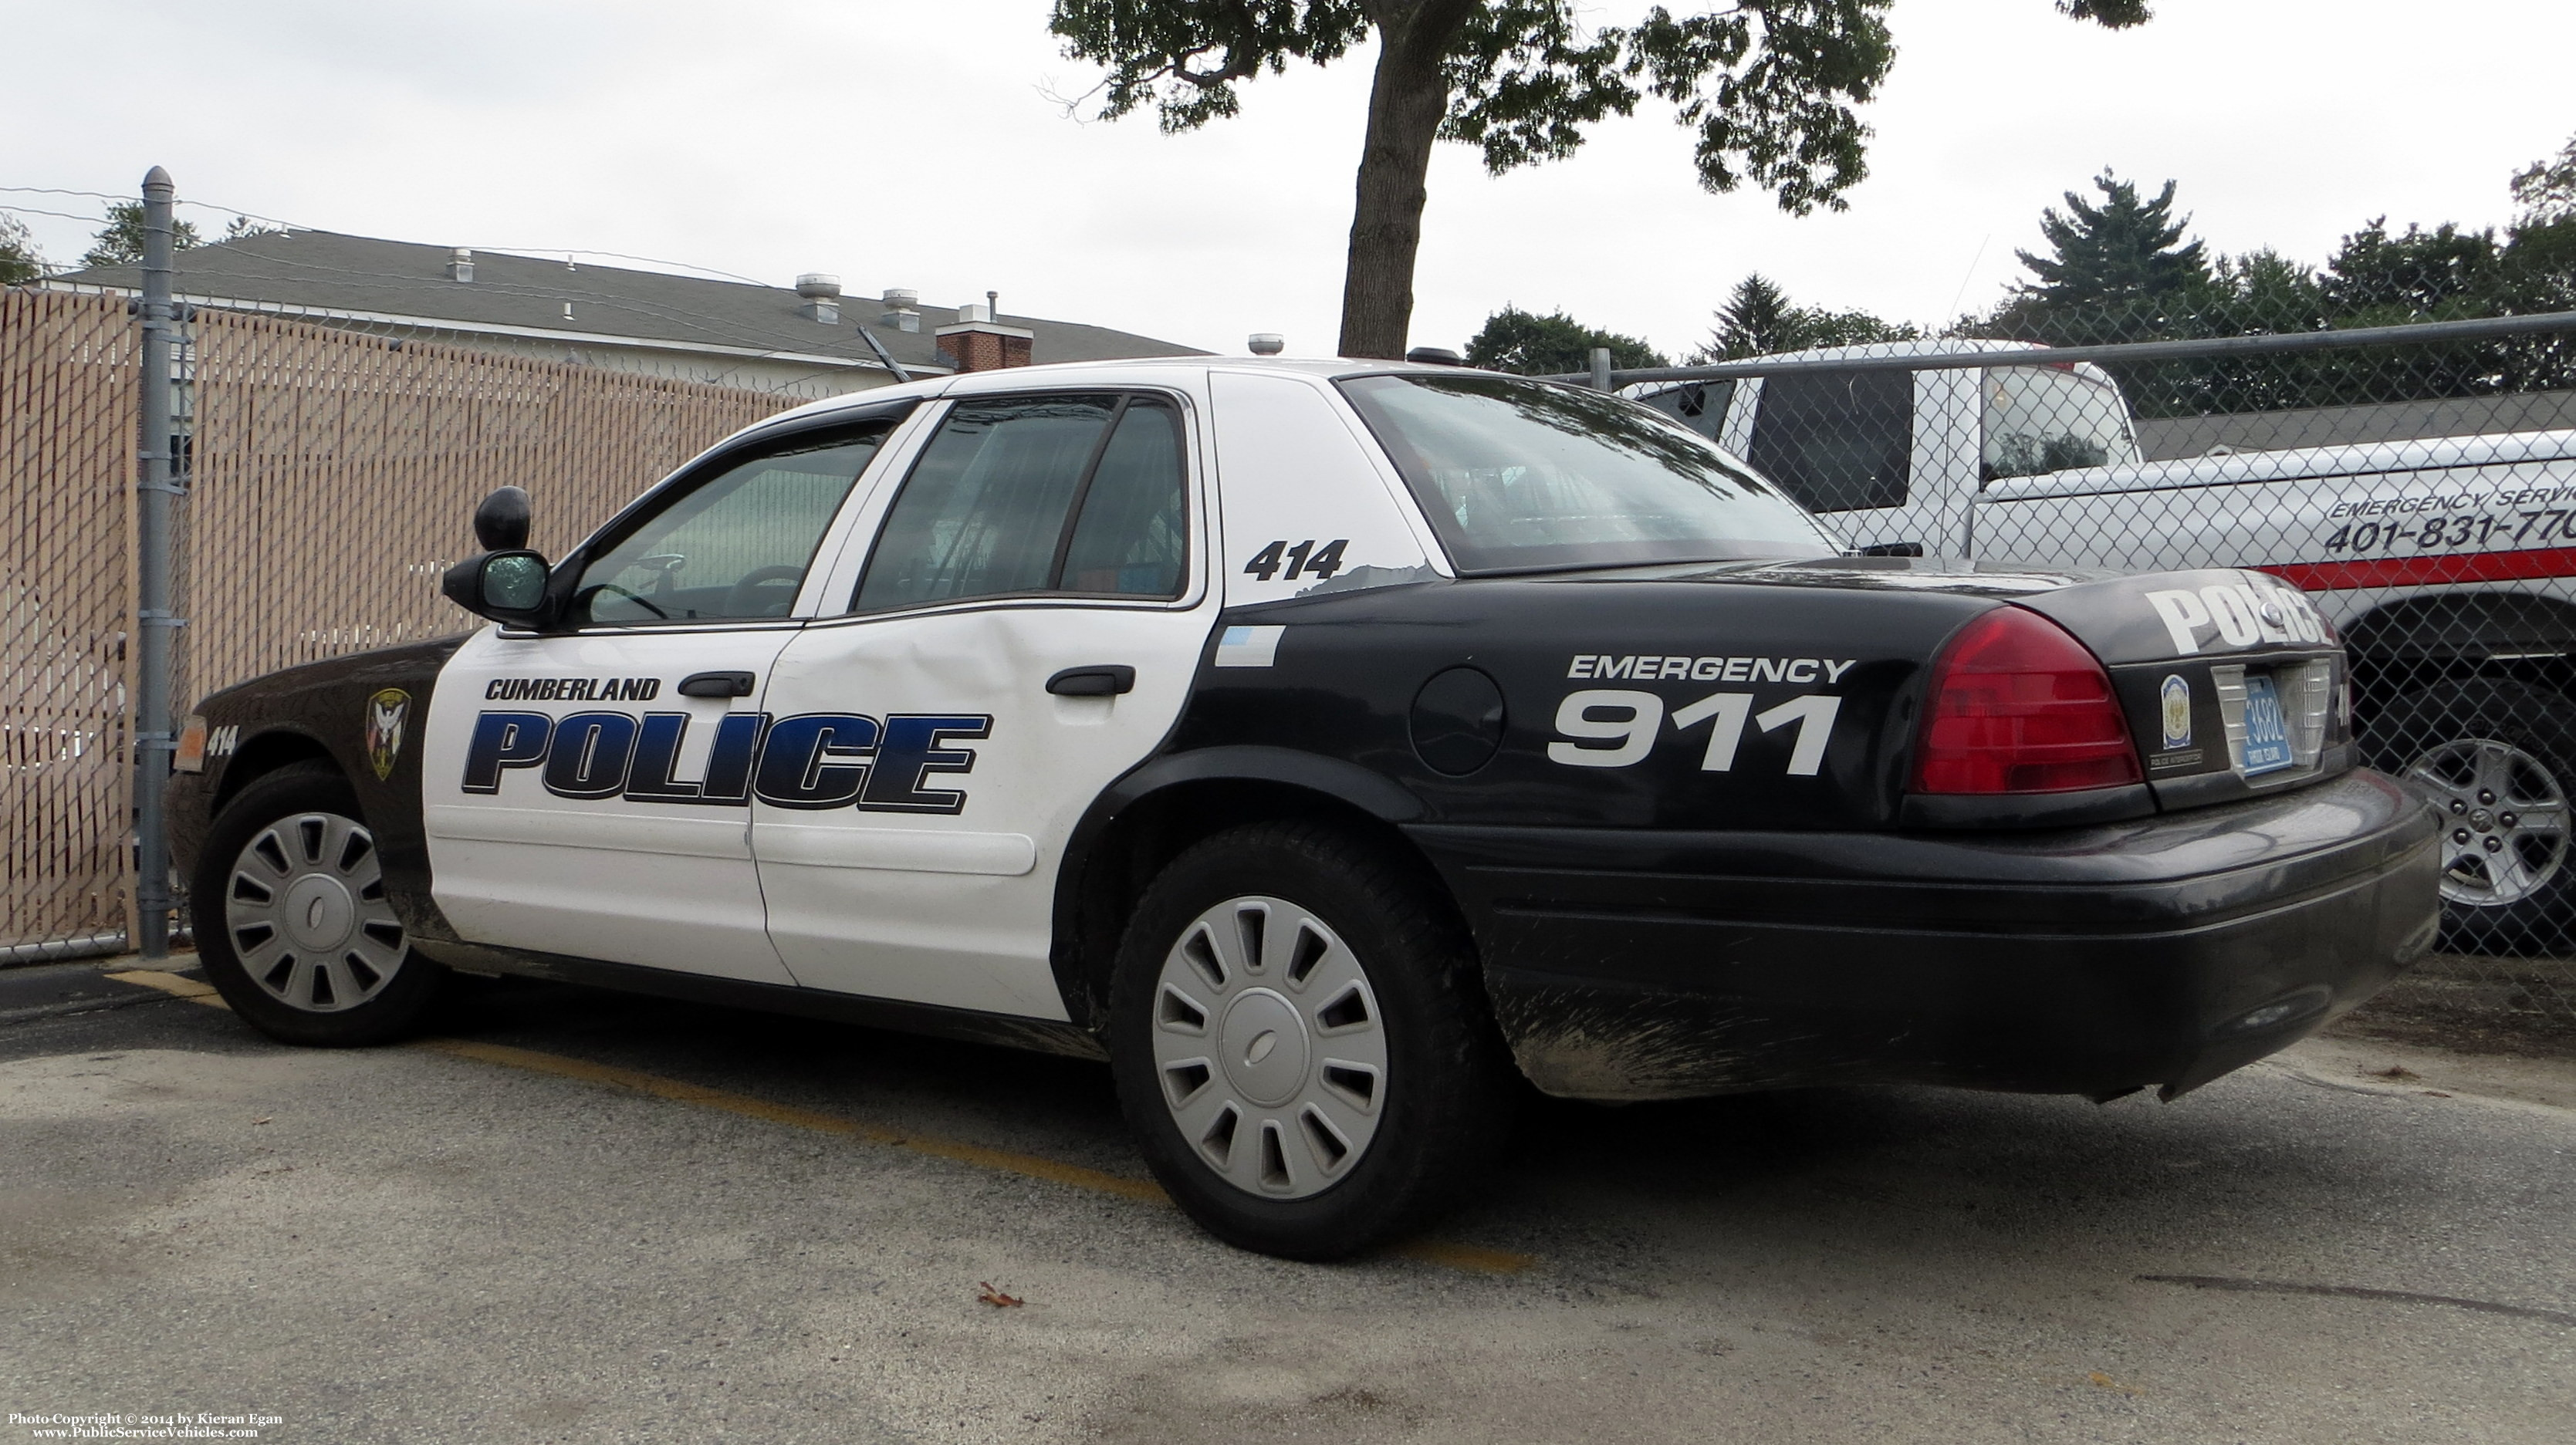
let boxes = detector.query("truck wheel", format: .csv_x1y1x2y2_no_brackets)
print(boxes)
1107,821,1511,1260
191,761,447,1045
2363,680,2576,956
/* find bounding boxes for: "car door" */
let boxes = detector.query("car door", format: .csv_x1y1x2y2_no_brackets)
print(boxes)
749,384,1217,1018
421,410,911,983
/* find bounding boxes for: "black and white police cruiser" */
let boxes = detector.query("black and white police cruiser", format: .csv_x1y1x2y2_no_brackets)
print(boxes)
169,356,2442,1259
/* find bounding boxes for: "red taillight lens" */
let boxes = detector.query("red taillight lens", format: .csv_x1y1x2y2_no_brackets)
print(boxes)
1912,606,2143,795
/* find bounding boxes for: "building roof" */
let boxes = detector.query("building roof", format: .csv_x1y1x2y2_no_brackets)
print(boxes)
49,228,1207,377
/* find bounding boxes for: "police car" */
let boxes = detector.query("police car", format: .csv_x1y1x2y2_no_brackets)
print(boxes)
168,358,2442,1259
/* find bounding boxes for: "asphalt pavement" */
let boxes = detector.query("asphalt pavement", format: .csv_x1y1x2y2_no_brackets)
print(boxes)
2,957,2570,1444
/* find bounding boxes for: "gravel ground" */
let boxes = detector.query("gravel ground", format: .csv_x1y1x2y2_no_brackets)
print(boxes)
2,958,2570,1444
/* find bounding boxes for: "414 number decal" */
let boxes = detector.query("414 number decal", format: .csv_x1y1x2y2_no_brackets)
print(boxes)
1244,538,1349,582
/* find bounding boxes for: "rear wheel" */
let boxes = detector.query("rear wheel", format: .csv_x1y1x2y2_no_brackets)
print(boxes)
2364,679,2576,955
1107,821,1510,1260
191,762,447,1045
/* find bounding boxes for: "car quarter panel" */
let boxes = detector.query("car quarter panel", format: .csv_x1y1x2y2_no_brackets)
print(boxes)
167,637,468,944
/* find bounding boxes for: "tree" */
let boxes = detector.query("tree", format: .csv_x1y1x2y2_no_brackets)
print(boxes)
2322,218,2503,319
1049,2,2152,360
2013,170,2206,310
1464,305,1667,372
2511,131,2576,226
79,201,201,269
223,214,282,241
1692,272,1918,360
0,213,45,285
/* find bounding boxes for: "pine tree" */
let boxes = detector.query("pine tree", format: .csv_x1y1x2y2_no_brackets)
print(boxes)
2014,170,2208,310
1712,275,1797,359
1692,274,1920,361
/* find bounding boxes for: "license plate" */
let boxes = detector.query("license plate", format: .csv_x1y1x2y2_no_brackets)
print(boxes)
2239,672,2294,775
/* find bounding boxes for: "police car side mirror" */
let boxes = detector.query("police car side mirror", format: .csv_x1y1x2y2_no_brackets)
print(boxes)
441,549,559,629
473,486,532,552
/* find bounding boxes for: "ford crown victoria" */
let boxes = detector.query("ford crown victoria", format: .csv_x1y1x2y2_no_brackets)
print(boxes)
167,358,2442,1258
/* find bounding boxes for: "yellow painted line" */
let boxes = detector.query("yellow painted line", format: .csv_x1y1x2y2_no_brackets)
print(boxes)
1395,1237,1536,1274
417,1037,1534,1273
106,970,231,1008
421,1038,1169,1204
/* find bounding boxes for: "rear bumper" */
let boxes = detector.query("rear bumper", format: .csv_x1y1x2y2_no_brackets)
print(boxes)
1408,770,2442,1102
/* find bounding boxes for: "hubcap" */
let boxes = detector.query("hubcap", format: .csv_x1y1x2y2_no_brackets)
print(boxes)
1148,896,1388,1199
2405,738,2570,909
224,811,406,1011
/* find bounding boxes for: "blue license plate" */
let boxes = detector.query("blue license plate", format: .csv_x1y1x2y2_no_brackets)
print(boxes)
2239,673,2294,775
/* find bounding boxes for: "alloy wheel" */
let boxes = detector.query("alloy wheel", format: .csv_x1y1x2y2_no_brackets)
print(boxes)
2406,738,2571,908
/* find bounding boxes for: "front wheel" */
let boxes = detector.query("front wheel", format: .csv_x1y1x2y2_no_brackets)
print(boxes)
1107,822,1511,1260
2363,679,2576,956
191,761,448,1045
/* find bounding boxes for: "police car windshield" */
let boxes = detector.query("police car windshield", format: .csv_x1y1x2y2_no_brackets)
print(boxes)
1339,373,1839,574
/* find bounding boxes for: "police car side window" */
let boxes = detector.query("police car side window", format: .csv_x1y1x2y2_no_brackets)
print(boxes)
855,393,1186,609
573,427,890,626
1059,400,1186,596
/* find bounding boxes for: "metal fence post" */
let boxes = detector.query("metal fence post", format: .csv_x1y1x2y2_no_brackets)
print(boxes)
133,166,182,959
1589,346,1612,391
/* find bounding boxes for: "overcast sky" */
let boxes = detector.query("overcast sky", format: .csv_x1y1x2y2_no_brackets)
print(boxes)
5,1,2571,361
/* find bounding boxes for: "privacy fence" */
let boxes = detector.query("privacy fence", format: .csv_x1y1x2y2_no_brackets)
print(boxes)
2,285,795,960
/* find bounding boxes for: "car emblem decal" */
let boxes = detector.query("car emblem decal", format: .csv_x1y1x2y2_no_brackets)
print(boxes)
2159,674,2192,751
366,687,411,781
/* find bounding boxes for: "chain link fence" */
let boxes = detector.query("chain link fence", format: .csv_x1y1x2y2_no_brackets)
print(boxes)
9,178,2575,1048
1618,294,2576,1044
2,286,805,962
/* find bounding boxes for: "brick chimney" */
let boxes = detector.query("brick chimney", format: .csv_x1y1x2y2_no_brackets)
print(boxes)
935,301,1033,372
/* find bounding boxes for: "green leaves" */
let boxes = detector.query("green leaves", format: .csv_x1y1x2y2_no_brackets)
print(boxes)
79,201,201,271
1464,305,1668,373
1441,2,1635,174
2056,0,2152,26
0,213,44,285
1695,273,1918,361
1048,1,1369,133
1630,2,1895,212
1043,2,2160,356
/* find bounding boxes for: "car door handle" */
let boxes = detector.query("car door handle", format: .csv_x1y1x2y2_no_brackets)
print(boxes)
677,670,757,698
1046,665,1135,697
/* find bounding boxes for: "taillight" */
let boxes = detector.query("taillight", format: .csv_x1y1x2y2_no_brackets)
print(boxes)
1912,606,2143,795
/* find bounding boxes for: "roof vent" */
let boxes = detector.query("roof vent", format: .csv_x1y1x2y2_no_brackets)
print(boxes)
796,272,842,325
446,248,473,283
955,301,992,324
882,287,918,308
1248,333,1284,356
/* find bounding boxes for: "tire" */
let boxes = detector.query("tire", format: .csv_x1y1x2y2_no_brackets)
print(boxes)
190,761,447,1045
1107,820,1512,1260
2361,678,2576,956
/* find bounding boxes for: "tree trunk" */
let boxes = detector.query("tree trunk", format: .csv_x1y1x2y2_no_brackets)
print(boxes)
1338,3,1476,359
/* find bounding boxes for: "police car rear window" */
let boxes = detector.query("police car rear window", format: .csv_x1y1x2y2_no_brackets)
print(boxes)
1338,374,1837,575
